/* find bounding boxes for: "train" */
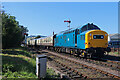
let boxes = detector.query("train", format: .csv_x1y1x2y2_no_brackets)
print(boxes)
27,23,111,58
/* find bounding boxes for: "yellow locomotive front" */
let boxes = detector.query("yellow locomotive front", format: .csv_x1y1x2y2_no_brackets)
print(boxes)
85,30,108,48
85,30,111,58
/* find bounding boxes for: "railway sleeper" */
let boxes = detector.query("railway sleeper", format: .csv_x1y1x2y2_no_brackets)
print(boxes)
47,50,120,79
113,76,120,79
61,75,70,80
62,70,68,72
73,75,83,79
69,73,76,77
67,71,73,74
61,68,66,70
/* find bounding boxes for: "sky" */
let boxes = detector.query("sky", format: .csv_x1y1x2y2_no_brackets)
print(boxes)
2,2,118,36
1,0,120,2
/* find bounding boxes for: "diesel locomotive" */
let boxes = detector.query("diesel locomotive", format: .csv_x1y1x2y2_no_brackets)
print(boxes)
27,23,111,58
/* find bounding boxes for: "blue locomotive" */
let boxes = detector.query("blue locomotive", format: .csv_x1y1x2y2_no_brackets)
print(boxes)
53,23,111,58
28,23,111,58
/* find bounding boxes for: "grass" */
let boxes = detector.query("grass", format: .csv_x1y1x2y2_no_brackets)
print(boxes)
108,52,119,56
2,47,59,79
2,48,37,78
46,68,60,78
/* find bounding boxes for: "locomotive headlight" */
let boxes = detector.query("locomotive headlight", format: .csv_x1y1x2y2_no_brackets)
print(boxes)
105,34,107,36
90,33,92,36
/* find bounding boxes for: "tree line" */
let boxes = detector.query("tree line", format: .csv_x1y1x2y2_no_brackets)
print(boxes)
2,12,28,48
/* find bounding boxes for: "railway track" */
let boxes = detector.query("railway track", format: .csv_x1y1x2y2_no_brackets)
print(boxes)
28,48,120,79
47,54,113,79
49,49,120,72
42,50,120,79
84,58,120,71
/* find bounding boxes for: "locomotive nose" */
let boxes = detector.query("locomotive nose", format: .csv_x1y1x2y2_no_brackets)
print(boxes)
85,30,108,48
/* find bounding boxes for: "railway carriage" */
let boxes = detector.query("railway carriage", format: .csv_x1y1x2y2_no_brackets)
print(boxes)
29,39,35,46
35,36,53,49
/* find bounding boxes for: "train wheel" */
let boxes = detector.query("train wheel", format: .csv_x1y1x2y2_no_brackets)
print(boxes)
70,50,73,54
87,53,93,59
58,48,61,53
76,52,80,57
81,52,86,58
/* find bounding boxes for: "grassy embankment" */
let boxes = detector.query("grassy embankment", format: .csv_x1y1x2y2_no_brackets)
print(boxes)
2,47,59,78
108,52,119,56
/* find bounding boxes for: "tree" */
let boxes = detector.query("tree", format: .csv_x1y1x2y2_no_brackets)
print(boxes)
2,12,28,48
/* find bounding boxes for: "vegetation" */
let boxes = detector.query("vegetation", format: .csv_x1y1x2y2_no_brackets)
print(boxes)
2,48,36,78
1,11,59,79
2,12,28,48
2,47,59,79
108,52,119,56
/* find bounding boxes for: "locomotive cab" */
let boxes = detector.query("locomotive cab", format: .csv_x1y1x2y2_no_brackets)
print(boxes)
85,30,108,48
85,30,111,58
77,23,111,58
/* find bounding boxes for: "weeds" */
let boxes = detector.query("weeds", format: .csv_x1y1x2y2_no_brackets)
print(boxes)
2,47,59,78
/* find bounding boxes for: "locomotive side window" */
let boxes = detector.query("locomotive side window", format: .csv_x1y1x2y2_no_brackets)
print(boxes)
63,35,66,43
80,35,82,40
56,37,58,43
83,35,85,40
80,35,85,40
63,36,66,39
93,35,104,39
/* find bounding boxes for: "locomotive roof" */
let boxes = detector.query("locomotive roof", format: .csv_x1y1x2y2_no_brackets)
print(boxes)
36,36,53,40
78,23,100,33
55,23,100,36
80,30,94,35
57,28,76,35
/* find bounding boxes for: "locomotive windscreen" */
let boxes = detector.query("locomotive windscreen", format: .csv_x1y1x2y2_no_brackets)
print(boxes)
81,23,100,32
